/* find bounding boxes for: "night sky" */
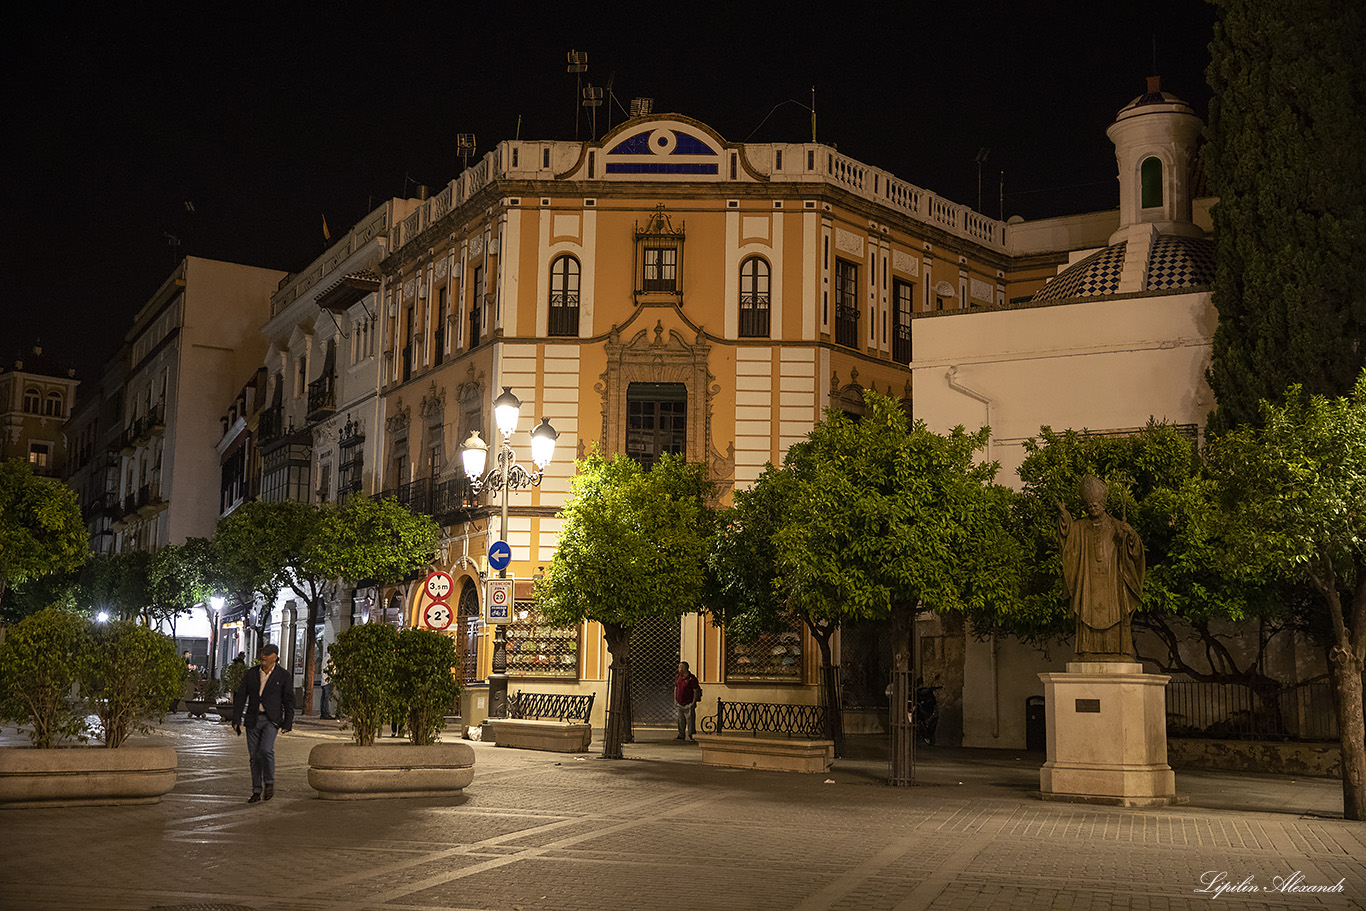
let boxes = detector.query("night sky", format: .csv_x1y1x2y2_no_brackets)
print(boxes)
5,1,1216,388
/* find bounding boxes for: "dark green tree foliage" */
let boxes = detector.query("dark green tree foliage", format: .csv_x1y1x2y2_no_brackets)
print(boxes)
0,460,87,613
1204,0,1366,433
395,628,460,746
536,451,714,759
1014,424,1283,687
706,463,841,749
774,392,1020,783
326,622,399,747
215,498,439,717
76,551,153,621
147,538,217,636
83,620,182,747
1204,375,1366,819
0,608,90,748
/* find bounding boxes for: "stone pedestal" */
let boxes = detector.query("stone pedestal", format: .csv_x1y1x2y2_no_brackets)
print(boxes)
1038,661,1178,807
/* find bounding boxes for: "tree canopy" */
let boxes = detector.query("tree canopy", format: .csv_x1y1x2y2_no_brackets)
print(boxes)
0,459,87,612
214,496,439,715
536,450,714,758
1204,0,1366,433
1203,374,1366,818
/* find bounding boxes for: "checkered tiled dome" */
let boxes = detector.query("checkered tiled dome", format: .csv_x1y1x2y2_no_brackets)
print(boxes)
1145,235,1215,292
1031,235,1214,303
1032,243,1127,302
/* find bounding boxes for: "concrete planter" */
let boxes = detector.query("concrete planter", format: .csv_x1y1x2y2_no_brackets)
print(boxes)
0,746,178,808
307,741,475,800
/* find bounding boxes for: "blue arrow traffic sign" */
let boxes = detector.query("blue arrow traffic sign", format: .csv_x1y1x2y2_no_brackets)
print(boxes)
488,540,513,571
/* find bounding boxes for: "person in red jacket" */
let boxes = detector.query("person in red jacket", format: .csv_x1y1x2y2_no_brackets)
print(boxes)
674,661,702,741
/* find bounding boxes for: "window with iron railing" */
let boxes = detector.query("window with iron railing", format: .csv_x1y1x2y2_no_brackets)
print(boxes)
835,259,859,348
892,278,914,365
739,256,771,338
634,206,685,297
626,382,687,469
548,255,581,336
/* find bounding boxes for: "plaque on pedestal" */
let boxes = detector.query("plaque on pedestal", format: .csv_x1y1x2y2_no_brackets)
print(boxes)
1038,662,1180,807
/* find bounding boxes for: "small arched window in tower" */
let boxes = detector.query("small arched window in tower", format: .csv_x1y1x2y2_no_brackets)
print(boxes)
22,388,41,414
548,255,580,336
738,256,771,338
1141,157,1164,209
44,391,63,417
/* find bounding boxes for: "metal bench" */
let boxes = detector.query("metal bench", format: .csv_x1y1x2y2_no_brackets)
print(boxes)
508,691,595,724
485,691,596,753
697,700,834,773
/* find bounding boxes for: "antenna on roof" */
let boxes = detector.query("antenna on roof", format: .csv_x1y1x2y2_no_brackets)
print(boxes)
582,83,604,139
567,50,588,140
630,97,654,118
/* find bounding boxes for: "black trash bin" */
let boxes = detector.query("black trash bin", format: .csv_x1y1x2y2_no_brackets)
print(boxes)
1025,695,1046,752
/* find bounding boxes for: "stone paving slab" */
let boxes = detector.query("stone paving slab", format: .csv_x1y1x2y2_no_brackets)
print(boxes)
1,714,1363,911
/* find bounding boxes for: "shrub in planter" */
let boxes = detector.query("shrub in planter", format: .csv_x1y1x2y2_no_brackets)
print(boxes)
219,662,247,704
0,608,90,748
82,620,182,747
326,623,397,747
395,628,460,746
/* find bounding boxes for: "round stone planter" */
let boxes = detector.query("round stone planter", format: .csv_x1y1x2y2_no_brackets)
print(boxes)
0,745,178,808
307,741,475,800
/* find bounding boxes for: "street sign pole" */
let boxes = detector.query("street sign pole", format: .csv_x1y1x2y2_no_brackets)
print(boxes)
489,446,513,719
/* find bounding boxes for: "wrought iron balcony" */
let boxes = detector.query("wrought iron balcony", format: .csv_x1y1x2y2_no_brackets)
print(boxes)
307,373,337,420
258,407,284,443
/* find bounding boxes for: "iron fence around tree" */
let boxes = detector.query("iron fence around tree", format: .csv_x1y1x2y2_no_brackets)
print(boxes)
1165,679,1338,742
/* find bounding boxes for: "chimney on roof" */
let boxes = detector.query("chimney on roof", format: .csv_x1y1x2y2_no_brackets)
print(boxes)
1146,75,1161,94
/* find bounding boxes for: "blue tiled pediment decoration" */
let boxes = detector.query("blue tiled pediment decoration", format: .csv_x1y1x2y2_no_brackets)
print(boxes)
605,124,721,176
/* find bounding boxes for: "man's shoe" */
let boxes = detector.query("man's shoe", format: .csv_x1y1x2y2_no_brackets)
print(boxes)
674,735,686,740
263,785,274,801
247,793,261,804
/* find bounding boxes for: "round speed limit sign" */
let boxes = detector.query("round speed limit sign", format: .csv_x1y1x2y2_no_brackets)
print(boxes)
424,571,454,601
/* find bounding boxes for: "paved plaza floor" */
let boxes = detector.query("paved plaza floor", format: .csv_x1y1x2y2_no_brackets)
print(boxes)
1,714,1363,911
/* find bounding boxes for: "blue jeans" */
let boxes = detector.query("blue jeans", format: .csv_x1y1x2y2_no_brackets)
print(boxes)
245,715,279,794
676,701,696,738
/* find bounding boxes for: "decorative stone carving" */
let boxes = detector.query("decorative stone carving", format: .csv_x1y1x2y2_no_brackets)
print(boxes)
418,381,446,419
892,249,920,276
469,234,484,259
595,320,721,477
835,228,864,256
385,402,411,433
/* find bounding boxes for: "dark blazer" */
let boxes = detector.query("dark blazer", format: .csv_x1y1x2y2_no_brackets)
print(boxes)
232,664,295,729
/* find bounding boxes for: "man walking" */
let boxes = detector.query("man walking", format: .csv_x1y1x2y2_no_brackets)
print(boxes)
674,661,702,741
232,644,294,803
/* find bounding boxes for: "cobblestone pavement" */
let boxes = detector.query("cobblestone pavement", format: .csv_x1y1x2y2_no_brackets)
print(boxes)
2,714,1363,911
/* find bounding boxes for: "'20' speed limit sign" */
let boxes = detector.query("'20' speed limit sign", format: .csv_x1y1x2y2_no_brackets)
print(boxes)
486,578,513,624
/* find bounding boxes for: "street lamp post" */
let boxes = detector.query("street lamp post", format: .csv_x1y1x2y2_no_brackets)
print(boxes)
461,387,558,719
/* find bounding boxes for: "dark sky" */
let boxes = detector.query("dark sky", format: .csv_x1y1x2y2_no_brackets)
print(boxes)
4,1,1216,387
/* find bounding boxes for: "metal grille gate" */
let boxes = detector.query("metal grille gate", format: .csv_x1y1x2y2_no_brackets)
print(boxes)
628,614,682,725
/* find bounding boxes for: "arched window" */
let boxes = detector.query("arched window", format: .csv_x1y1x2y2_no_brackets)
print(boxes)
23,388,40,414
1141,157,1164,208
548,255,581,337
739,256,771,338
44,391,63,417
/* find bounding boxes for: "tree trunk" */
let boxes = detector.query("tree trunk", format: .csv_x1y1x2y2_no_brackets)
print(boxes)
809,622,843,757
300,596,324,717
1328,645,1366,820
888,602,916,786
602,622,632,759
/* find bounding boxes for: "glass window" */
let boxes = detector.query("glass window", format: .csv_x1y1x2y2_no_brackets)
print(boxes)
725,620,804,683
43,391,63,417
1141,157,1164,208
548,255,581,337
892,279,914,365
834,259,859,348
739,256,771,338
626,382,687,469
22,388,40,413
643,246,677,291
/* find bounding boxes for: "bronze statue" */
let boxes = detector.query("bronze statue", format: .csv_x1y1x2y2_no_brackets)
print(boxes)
1056,475,1145,660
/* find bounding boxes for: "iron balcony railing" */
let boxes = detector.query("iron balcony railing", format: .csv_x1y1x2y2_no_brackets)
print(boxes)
738,294,771,338
834,302,860,349
306,373,336,418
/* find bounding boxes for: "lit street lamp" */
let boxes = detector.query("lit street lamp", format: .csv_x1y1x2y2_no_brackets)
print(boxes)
461,387,558,718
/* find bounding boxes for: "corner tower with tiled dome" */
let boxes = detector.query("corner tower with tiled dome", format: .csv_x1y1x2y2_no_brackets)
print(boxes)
1033,77,1213,304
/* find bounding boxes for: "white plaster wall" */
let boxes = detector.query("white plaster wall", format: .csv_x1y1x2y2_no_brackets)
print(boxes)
911,291,1216,487
913,291,1216,747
